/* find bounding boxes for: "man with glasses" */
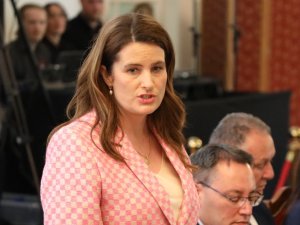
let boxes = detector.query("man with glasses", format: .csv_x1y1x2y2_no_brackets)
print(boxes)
209,112,276,225
191,144,262,225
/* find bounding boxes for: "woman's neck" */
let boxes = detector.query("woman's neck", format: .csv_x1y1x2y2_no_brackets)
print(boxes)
120,114,149,139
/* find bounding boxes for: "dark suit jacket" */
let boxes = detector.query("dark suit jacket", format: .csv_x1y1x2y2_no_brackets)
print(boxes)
253,203,275,225
285,200,300,225
6,38,51,89
62,13,102,51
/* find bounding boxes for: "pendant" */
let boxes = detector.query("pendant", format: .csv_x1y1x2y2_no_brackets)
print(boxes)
143,157,150,165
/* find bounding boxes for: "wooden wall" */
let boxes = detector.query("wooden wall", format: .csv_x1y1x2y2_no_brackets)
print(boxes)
201,0,300,126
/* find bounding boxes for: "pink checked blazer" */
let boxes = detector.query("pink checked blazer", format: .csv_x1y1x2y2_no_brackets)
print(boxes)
41,111,200,225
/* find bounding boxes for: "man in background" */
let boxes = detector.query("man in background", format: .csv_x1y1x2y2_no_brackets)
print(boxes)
4,4,53,195
7,3,51,87
191,144,261,225
62,0,104,52
209,112,276,225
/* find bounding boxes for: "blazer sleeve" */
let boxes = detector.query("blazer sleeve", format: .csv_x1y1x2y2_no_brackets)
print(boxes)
40,127,103,225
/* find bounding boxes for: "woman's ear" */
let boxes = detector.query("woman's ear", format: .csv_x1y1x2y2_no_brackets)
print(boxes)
196,183,204,200
100,65,113,86
196,182,202,192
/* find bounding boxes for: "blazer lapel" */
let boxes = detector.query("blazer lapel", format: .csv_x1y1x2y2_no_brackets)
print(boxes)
117,132,176,225
160,139,199,225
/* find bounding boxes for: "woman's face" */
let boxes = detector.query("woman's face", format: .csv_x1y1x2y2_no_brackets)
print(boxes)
46,5,67,36
106,42,167,119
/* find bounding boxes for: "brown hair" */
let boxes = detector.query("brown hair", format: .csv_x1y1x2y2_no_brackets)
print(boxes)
50,13,189,167
191,144,253,183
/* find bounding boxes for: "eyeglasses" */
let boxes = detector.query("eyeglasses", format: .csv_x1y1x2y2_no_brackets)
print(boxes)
198,181,264,207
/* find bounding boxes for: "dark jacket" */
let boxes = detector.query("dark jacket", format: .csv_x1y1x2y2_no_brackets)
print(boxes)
253,203,276,225
42,37,74,64
62,13,102,52
285,200,300,225
6,38,51,90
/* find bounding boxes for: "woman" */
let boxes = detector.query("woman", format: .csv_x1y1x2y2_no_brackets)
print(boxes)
43,2,72,63
41,13,199,224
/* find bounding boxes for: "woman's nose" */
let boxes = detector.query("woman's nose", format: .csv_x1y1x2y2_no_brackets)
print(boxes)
140,71,154,89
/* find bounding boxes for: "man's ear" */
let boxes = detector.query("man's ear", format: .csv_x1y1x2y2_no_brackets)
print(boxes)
100,65,113,86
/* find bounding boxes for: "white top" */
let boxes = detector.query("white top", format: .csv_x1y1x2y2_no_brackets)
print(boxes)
250,215,259,225
154,155,184,221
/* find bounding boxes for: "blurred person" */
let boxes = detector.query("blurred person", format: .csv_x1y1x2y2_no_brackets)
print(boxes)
191,144,261,225
285,197,300,225
133,2,153,16
6,3,51,86
209,112,276,225
4,4,54,195
43,2,73,63
41,13,200,224
62,0,104,52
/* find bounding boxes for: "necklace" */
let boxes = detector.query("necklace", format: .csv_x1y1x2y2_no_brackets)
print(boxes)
136,135,152,165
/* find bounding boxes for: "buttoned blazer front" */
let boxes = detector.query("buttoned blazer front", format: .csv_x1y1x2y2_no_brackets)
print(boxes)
41,111,200,225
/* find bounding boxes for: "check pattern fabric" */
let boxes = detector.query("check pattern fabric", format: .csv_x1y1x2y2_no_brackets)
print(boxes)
41,111,200,225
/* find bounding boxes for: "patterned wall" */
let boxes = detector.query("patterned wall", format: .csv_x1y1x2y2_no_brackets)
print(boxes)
235,0,261,91
200,0,227,82
269,0,300,126
236,0,300,126
201,0,300,125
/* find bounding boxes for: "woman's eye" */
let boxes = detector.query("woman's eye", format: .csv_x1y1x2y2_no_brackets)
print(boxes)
152,66,163,73
128,68,139,74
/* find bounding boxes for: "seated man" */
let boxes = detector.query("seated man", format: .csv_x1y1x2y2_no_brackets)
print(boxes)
209,112,276,225
191,144,262,225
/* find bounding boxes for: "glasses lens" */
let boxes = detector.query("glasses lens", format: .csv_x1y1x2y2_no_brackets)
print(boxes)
251,194,264,207
199,181,264,207
236,194,264,207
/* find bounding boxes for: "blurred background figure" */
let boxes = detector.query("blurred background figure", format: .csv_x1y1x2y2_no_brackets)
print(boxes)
6,3,51,86
43,2,72,64
285,196,300,225
2,3,54,197
133,2,153,16
62,0,104,52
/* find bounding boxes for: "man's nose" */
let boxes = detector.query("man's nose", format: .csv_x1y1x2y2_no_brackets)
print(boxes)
264,162,274,180
239,199,253,216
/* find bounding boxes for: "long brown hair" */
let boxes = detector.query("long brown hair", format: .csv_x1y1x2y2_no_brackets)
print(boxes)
50,13,189,167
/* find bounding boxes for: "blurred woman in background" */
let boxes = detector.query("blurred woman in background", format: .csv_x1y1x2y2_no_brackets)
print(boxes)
43,2,73,63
